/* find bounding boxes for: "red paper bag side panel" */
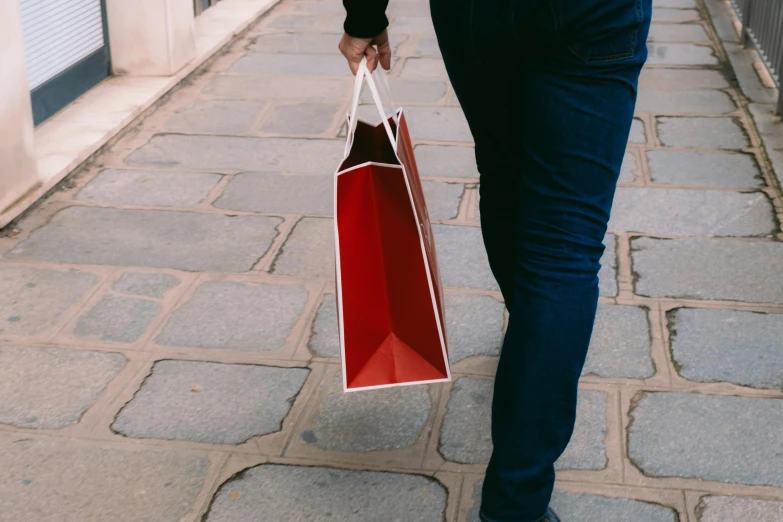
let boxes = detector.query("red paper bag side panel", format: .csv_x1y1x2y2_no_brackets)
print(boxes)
373,168,449,375
394,112,448,343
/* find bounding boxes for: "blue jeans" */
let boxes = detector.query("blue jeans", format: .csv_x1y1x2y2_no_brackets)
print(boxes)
429,1,652,520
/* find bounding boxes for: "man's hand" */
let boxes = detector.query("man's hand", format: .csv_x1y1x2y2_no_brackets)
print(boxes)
339,30,392,75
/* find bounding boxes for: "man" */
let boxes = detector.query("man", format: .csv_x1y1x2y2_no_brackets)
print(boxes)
340,1,652,520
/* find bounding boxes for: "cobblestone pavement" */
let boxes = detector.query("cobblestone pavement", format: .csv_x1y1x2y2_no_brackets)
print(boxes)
1,0,782,521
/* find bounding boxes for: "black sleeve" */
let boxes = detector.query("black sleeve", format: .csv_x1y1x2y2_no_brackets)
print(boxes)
343,0,390,38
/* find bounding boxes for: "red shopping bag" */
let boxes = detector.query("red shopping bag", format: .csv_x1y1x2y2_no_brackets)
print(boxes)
334,60,450,391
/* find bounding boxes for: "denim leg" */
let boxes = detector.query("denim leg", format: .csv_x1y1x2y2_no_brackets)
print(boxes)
481,19,651,522
431,0,650,520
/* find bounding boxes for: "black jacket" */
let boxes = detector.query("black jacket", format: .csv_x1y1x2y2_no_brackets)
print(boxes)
343,0,389,38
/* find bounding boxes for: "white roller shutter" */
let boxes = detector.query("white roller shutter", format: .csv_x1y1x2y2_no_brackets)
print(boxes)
20,0,106,90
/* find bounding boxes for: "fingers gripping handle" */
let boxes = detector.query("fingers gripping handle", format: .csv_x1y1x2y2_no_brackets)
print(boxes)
344,58,398,159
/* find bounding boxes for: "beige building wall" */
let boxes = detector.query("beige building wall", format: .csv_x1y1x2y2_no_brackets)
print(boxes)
0,0,41,227
106,0,196,76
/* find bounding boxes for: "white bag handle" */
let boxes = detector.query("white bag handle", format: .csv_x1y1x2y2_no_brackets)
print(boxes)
374,65,399,126
344,58,398,159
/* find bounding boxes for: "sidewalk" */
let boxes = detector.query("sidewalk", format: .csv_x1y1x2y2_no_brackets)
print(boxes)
1,0,782,520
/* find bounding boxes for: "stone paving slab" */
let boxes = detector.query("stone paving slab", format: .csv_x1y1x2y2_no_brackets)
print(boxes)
157,281,308,352
636,89,736,114
445,294,504,363
433,225,498,290
415,145,478,179
112,272,180,298
289,0,347,14
229,53,348,76
437,377,494,464
273,217,335,278
439,378,607,470
628,392,783,486
164,99,266,134
126,134,343,174
0,266,97,337
249,33,354,54
0,439,208,522
652,8,701,23
629,119,646,144
466,479,483,522
390,16,437,35
656,0,697,7
422,180,463,220
415,37,442,57
205,75,350,101
555,389,608,471
388,0,431,17
647,43,718,66
76,169,222,207
698,496,783,522
309,297,339,357
206,465,447,521
0,346,125,429
300,373,431,451
361,78,449,104
249,33,334,54
399,57,448,79
609,188,774,236
657,117,749,149
639,68,729,90
619,151,637,182
404,106,473,142
74,294,160,343
647,150,762,187
669,308,783,390
585,304,654,379
599,234,618,297
632,237,783,303
318,16,345,33
215,172,334,215
261,13,344,33
113,360,309,444
264,14,326,30
6,207,281,272
551,491,677,522
647,23,709,42
259,102,341,135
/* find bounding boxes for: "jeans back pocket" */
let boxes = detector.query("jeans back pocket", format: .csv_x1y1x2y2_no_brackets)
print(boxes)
556,0,644,64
